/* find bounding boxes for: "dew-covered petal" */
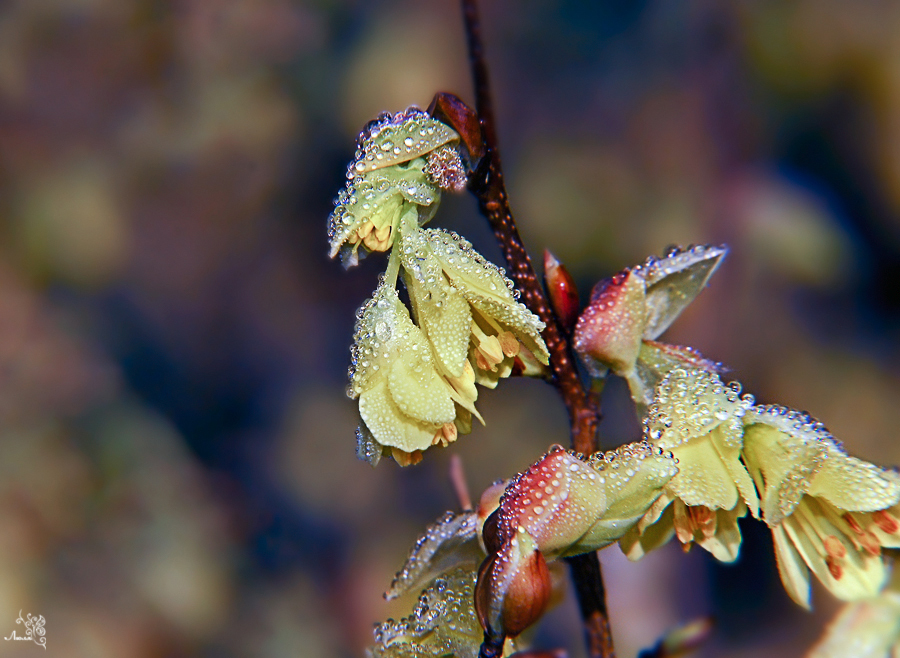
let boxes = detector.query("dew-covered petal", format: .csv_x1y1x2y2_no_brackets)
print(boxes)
356,422,385,467
668,437,741,510
495,447,607,558
359,378,438,453
385,511,483,600
784,499,886,603
387,339,456,425
631,340,724,408
406,275,472,378
619,500,676,561
635,244,727,340
809,441,900,513
417,229,549,365
645,368,753,452
354,109,460,174
566,442,678,553
742,417,826,525
328,173,406,260
709,425,760,518
370,567,484,658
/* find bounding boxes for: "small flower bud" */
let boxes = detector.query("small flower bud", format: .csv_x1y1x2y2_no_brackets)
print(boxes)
543,250,580,332
475,531,551,638
428,92,485,165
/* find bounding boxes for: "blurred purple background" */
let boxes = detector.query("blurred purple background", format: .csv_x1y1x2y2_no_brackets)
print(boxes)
1,1,899,656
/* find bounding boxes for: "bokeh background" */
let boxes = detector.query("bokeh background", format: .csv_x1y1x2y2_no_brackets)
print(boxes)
1,0,899,656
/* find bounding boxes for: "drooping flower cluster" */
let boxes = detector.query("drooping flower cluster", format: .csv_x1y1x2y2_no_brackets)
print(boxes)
331,108,550,465
620,367,900,608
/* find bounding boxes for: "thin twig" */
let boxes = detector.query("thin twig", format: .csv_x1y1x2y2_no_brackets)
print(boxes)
449,454,473,511
459,2,614,657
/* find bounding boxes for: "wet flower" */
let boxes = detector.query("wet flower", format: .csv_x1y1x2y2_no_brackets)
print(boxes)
476,442,677,638
620,368,758,562
742,406,900,608
328,108,463,267
573,245,726,407
399,228,550,389
349,281,482,466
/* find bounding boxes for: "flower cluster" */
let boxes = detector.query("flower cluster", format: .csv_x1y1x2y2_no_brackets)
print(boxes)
621,367,900,608
378,441,678,644
332,108,549,465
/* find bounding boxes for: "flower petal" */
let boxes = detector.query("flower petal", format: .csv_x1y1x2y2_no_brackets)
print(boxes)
810,440,900,513
387,339,456,424
565,441,678,553
772,523,811,609
619,502,676,561
742,415,825,525
668,437,741,510
354,109,459,174
785,499,886,603
359,378,438,453
385,511,483,600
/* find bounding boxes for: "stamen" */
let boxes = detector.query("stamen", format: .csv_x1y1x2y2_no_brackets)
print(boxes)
825,556,843,580
873,510,899,535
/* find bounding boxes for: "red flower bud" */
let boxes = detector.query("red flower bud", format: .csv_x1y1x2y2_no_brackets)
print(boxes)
475,536,552,638
544,250,580,332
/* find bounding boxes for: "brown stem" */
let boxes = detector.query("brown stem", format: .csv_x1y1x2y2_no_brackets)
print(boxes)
460,2,613,658
461,0,599,457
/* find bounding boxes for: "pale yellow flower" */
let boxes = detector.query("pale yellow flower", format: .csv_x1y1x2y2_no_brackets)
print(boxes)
399,228,549,389
328,108,461,267
620,367,759,562
349,282,481,466
743,406,900,608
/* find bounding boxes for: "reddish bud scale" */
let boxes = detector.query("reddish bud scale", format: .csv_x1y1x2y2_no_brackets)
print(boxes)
427,92,485,166
543,250,580,333
573,269,647,375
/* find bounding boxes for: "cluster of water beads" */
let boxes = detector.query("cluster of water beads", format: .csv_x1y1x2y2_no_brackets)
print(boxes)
633,244,728,288
370,567,482,658
347,283,403,396
352,107,459,175
644,368,754,450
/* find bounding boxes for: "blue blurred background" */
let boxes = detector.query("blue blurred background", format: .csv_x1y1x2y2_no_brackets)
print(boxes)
0,1,899,656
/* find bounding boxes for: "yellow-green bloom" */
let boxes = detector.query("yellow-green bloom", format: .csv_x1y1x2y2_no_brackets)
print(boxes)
350,282,481,466
620,368,758,562
328,108,462,267
399,228,550,388
743,406,900,608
